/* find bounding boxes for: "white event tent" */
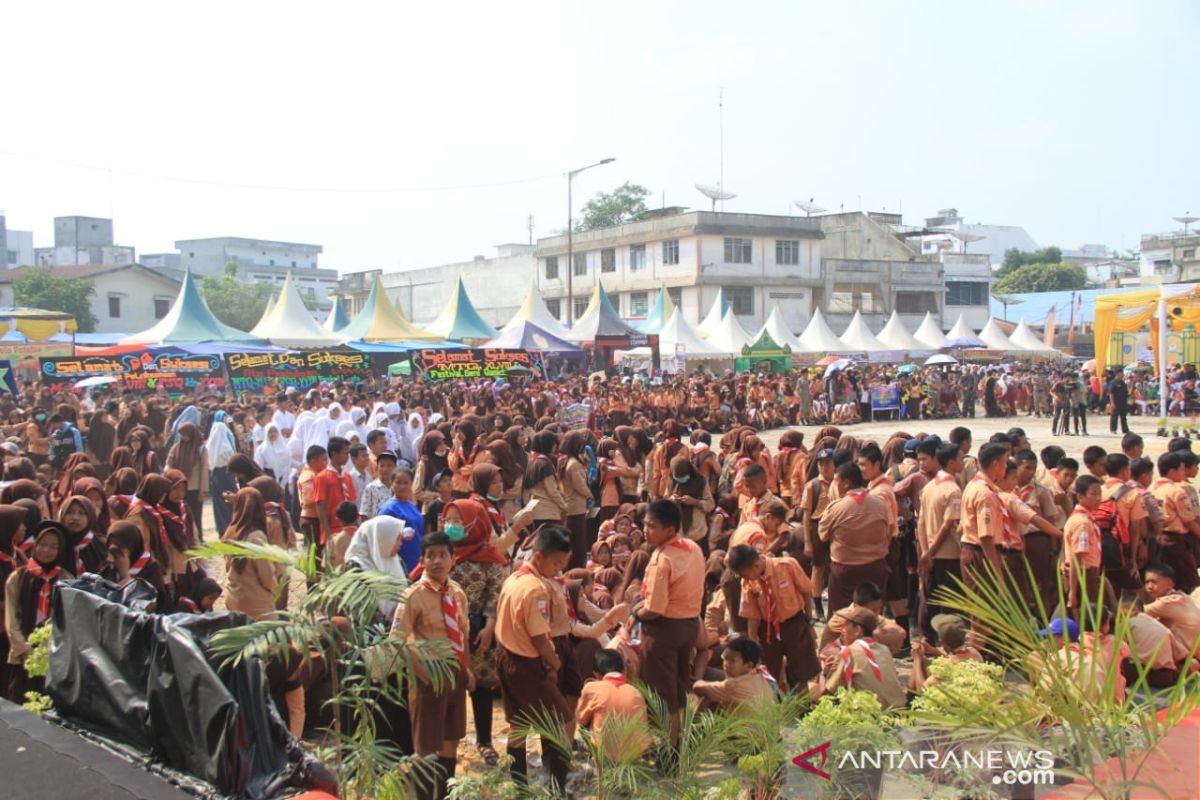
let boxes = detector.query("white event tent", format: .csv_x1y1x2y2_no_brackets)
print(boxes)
758,305,804,351
913,312,950,348
705,307,753,353
796,308,850,353
839,311,890,352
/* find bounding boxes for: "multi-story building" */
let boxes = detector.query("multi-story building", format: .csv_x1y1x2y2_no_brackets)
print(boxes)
376,243,535,326
916,207,1039,266
1140,230,1200,283
0,264,182,334
173,236,336,315
0,214,35,269
33,215,136,266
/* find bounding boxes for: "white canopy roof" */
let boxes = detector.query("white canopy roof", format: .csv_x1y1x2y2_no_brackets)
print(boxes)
705,307,753,353
797,308,851,353
946,314,981,341
978,317,1024,351
876,310,929,351
1009,319,1062,354
253,273,344,347
503,278,571,339
913,312,950,348
697,288,729,337
758,305,803,351
658,308,731,357
838,311,890,352
249,291,278,338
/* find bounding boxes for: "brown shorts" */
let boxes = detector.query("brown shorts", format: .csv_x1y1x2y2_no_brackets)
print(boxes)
808,524,830,569
409,667,467,754
553,635,584,697
496,647,574,726
827,558,889,614
640,616,699,714
760,612,820,688
885,538,906,601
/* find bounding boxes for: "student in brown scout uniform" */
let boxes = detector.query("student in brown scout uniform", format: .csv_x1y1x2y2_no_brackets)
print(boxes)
811,606,906,710
800,448,835,621
692,637,779,711
1151,452,1200,595
1012,450,1064,617
494,526,574,793
1098,453,1148,595
1063,475,1106,616
818,462,891,614
959,443,1009,595
391,531,472,800
727,543,820,689
633,498,705,749
917,444,964,641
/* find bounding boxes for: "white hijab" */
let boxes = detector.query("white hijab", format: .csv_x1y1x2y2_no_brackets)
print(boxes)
344,516,410,618
255,423,293,482
205,420,236,468
289,411,316,467
398,412,425,463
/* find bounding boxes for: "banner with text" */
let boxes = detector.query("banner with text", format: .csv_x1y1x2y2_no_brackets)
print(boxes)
39,351,226,393
410,348,545,381
225,350,375,393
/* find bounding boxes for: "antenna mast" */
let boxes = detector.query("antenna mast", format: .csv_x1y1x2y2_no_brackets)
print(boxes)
718,88,725,211
527,214,534,245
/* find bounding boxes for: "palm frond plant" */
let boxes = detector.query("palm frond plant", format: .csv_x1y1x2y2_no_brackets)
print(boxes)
189,540,460,799
916,555,1200,800
791,688,903,800
725,692,809,800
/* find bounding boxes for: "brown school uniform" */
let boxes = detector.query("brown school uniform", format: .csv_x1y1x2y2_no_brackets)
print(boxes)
1015,480,1061,615
640,536,704,714
494,567,575,725
918,471,963,636
800,475,833,568
391,577,470,754
1125,614,1186,687
575,673,650,759
819,604,907,654
1144,590,1200,655
869,474,905,602
739,555,820,685
695,671,776,710
1151,479,1200,595
960,474,1004,594
822,638,907,709
818,489,891,613
1063,506,1102,610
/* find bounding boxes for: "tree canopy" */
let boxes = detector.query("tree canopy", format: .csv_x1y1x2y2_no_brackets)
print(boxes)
997,246,1062,278
576,182,650,231
12,268,98,332
994,261,1087,294
198,262,275,331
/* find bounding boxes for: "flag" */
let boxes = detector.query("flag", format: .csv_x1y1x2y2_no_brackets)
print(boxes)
1043,307,1057,348
1066,293,1082,347
0,364,17,401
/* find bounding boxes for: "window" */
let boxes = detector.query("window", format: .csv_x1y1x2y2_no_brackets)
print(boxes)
573,252,587,276
630,291,649,317
629,244,646,271
775,239,800,265
291,260,297,268
945,281,989,306
546,298,562,319
153,297,170,319
108,295,122,318
1184,249,1196,259
894,291,936,314
1154,259,1173,275
662,239,680,265
269,259,276,266
601,248,616,273
724,237,752,264
668,287,682,309
573,296,590,320
6,250,16,265
545,256,559,280
726,286,754,315
830,283,883,313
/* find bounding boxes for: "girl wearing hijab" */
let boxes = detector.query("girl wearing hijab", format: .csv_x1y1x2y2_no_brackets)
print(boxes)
207,411,239,535
668,455,716,554
467,464,533,552
125,474,189,585
221,486,276,622
162,469,195,553
413,431,450,509
448,419,481,499
105,520,166,613
50,452,93,516
440,498,508,766
0,504,29,691
129,428,159,476
610,426,645,506
773,430,807,505
71,476,111,533
247,476,296,610
525,430,568,528
5,524,70,701
557,430,593,570
84,408,116,478
228,453,263,488
1,480,48,544
105,467,139,521
57,496,107,576
480,439,523,519
108,446,136,477
254,423,293,485
343,516,410,619
168,404,201,449
166,422,208,543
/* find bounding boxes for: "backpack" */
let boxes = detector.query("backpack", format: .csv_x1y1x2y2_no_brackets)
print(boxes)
1092,484,1132,569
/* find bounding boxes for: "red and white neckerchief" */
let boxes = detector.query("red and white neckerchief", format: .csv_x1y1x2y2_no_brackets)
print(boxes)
756,567,783,643
16,534,34,555
755,664,780,693
264,500,284,516
128,551,152,576
73,530,95,575
592,582,611,604
130,499,172,553
846,488,869,504
422,576,467,669
998,500,1018,548
869,475,893,490
177,596,200,613
159,503,189,538
553,575,579,624
664,535,692,552
935,470,956,485
1017,482,1035,503
602,671,626,686
24,562,62,625
841,638,883,685
692,442,711,455
513,562,538,579
470,492,507,533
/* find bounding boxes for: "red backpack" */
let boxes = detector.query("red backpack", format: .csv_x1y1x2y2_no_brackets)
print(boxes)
1092,484,1131,569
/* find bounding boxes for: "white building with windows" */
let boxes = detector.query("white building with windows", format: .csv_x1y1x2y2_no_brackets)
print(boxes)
172,237,337,315
0,264,182,334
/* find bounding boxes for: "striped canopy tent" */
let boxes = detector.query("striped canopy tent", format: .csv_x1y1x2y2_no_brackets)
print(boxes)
705,307,754,354
978,317,1025,353
503,278,571,339
757,305,804,351
796,308,851,353
252,272,344,348
425,276,499,342
636,288,676,334
877,310,931,353
838,310,889,352
324,296,351,332
696,287,730,337
1009,319,1065,358
565,282,644,343
913,312,950,348
0,307,79,341
122,268,265,344
338,274,440,342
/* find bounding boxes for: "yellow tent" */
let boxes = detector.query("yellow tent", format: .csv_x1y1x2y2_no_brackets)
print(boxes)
0,308,78,341
339,274,440,342
1094,284,1200,375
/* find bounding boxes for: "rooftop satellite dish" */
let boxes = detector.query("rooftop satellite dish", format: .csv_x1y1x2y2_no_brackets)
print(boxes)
695,183,737,212
935,228,986,253
1173,213,1199,234
794,198,826,217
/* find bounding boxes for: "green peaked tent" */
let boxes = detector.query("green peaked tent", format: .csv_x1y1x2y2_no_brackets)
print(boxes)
324,296,350,333
636,287,676,334
425,277,499,342
122,268,264,344
734,329,792,373
339,274,439,342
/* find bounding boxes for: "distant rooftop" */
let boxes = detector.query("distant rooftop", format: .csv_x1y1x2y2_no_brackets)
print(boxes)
173,236,323,252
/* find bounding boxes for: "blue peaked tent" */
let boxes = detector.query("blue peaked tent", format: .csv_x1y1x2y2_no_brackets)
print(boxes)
636,288,676,334
121,268,265,344
324,296,351,333
424,277,499,342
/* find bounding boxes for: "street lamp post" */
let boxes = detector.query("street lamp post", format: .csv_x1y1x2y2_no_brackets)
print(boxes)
566,158,616,325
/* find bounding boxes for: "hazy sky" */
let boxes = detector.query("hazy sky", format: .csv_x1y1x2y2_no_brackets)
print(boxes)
2,1,1196,272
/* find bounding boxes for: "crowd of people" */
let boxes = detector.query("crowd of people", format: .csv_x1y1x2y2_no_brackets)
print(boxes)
1,367,1199,799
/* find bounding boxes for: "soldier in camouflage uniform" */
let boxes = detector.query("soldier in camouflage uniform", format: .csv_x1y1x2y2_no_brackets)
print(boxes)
959,370,977,418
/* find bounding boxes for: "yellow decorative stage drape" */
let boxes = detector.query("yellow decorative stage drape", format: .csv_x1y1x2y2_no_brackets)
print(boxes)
1094,286,1200,374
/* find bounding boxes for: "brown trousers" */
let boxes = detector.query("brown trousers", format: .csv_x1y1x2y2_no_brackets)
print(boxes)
640,617,699,714
760,612,820,689
828,558,889,615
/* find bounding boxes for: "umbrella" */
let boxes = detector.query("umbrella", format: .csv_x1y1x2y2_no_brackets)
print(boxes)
897,364,919,375
943,336,986,349
924,354,959,366
823,358,853,378
74,376,119,388
816,355,844,366
506,365,533,376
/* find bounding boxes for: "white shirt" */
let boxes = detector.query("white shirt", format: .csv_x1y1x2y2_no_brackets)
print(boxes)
272,409,296,435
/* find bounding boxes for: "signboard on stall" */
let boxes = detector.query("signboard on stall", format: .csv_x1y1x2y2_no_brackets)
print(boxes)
409,348,545,381
0,341,74,380
39,350,226,394
225,350,375,393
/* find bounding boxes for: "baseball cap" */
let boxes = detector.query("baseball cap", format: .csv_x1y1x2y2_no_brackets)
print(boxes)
815,448,834,461
931,613,968,641
1037,617,1079,642
375,450,398,464
903,439,921,455
836,606,878,631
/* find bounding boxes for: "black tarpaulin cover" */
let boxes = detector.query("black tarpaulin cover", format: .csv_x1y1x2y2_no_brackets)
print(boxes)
46,581,331,799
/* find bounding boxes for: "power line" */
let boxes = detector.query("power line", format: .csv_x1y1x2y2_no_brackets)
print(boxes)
0,149,562,194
